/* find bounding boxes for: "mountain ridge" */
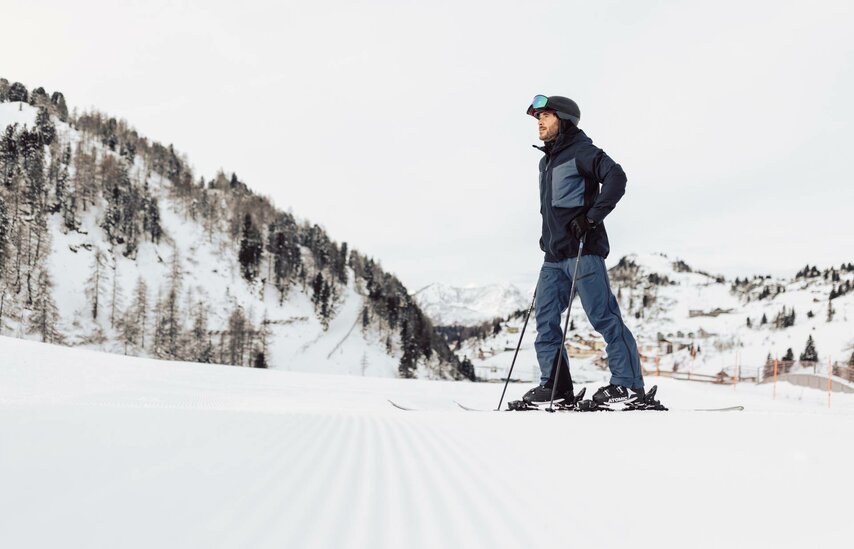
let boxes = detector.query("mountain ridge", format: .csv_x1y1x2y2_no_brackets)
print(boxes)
0,78,472,380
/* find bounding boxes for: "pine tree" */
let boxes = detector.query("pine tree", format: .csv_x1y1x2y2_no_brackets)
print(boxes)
780,347,795,373
117,306,141,354
253,311,271,368
459,356,475,381
1,124,19,188
8,82,28,103
50,91,68,122
109,262,123,329
129,277,148,349
35,108,55,146
226,306,248,366
398,319,418,378
238,213,263,281
361,306,370,332
0,280,21,336
311,272,333,327
84,249,106,321
189,301,212,363
27,269,62,343
141,186,162,243
163,253,184,358
19,127,46,210
760,313,767,326
799,335,818,363
0,199,9,271
153,253,184,359
336,242,348,284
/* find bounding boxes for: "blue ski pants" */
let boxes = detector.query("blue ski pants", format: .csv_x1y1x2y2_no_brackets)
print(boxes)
534,254,644,389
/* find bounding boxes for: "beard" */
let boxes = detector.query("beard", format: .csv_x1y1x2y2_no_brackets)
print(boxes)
539,126,559,142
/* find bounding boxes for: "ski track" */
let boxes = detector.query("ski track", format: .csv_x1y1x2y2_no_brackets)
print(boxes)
214,413,334,548
3,337,854,549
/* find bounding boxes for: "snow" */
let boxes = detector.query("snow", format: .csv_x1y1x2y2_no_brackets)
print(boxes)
1,335,852,549
414,282,529,326
1,102,427,378
0,101,37,129
460,252,854,382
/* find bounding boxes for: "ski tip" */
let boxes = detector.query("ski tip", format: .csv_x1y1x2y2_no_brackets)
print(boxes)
693,405,745,412
454,401,488,412
388,399,415,411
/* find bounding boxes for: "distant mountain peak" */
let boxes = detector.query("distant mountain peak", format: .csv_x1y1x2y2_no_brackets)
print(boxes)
414,282,528,326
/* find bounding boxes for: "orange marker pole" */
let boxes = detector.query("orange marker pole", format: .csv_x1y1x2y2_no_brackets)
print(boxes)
773,355,778,400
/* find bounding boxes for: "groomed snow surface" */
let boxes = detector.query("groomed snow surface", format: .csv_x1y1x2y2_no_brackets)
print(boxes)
1,336,852,549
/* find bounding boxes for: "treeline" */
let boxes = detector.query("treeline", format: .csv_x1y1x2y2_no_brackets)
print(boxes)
0,80,69,343
436,317,504,351
0,77,468,379
759,335,848,380
84,249,270,367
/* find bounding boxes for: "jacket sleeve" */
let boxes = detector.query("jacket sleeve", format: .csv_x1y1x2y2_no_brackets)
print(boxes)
577,145,627,224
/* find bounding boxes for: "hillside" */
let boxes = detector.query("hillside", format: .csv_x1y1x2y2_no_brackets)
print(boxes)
0,78,470,380
457,253,854,383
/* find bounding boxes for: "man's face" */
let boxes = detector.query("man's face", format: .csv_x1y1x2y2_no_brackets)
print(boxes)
537,110,559,142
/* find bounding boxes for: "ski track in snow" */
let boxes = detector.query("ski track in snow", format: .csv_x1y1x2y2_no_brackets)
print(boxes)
2,336,854,549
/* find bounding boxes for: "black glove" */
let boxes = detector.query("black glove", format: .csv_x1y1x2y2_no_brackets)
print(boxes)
569,216,596,239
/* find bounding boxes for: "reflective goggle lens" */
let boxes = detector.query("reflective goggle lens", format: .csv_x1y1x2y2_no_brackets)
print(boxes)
531,95,549,109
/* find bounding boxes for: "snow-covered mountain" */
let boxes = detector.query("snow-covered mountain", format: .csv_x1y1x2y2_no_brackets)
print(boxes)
413,282,529,326
462,252,854,383
0,79,469,380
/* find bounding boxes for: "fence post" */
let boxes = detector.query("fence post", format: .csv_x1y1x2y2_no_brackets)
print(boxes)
733,352,738,389
773,354,778,400
689,350,694,381
655,353,660,377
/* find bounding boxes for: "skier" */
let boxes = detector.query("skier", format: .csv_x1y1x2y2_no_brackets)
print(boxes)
522,94,645,407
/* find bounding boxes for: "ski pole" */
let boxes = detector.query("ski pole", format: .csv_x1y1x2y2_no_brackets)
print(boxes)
548,235,585,412
496,282,538,411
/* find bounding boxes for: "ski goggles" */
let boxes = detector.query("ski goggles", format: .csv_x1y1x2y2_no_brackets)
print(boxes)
526,94,550,117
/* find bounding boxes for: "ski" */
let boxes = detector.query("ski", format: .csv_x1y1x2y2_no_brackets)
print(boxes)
392,400,744,412
454,401,490,412
391,386,742,413
387,399,417,411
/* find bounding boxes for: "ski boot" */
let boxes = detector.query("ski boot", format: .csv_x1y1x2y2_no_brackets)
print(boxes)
623,385,668,411
522,384,573,405
507,387,586,411
592,383,645,406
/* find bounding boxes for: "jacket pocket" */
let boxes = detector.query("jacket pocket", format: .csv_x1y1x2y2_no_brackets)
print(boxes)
551,158,585,208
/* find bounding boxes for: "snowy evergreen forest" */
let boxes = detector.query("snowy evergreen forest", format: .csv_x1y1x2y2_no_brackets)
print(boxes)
0,78,472,380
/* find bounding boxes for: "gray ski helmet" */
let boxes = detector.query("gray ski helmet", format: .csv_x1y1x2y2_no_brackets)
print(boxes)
526,95,581,126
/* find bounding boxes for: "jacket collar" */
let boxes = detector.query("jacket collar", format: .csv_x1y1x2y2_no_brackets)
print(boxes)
533,124,582,156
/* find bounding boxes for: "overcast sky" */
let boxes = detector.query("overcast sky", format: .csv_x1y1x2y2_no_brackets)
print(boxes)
5,0,853,291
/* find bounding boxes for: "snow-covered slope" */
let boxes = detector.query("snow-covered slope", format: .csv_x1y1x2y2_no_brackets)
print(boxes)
1,335,852,549
463,252,854,383
0,99,460,379
414,282,528,326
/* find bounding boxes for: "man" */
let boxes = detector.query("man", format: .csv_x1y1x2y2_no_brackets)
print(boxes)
522,94,644,407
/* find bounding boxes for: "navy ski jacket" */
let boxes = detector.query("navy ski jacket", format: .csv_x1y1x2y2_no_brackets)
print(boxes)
536,125,627,261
